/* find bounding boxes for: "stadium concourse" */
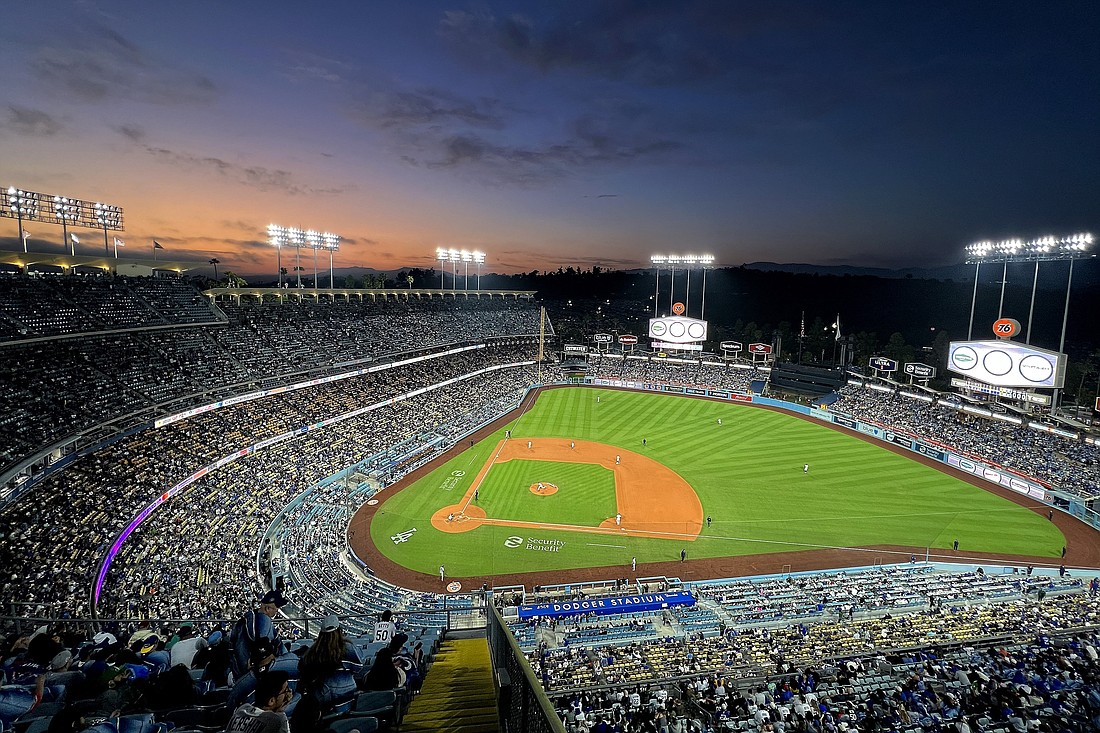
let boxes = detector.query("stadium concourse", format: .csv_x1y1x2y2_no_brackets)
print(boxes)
0,271,1097,733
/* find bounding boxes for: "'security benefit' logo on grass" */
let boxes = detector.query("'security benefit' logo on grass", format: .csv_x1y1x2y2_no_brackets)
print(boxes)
505,535,566,552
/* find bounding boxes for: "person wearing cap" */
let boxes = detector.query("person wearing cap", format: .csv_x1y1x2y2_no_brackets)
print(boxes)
226,669,293,733
229,589,287,681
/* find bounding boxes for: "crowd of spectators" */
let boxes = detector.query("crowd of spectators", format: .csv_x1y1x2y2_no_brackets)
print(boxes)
530,575,1100,731
0,342,541,622
834,387,1100,500
587,356,767,394
0,603,437,733
0,272,541,470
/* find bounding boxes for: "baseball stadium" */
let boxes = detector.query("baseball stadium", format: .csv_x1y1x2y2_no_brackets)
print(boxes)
1,262,1099,733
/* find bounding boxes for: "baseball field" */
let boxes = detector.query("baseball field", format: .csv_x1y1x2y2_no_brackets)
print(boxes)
361,387,1066,583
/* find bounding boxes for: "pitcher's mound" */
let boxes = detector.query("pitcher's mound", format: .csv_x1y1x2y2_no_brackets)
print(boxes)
529,482,559,496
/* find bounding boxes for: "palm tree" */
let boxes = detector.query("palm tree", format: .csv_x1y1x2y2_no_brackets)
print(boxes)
209,258,220,281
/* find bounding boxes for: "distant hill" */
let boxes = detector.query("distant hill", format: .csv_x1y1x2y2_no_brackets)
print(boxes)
742,259,1099,288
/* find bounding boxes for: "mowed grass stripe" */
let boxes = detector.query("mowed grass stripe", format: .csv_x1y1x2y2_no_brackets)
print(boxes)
369,387,1066,576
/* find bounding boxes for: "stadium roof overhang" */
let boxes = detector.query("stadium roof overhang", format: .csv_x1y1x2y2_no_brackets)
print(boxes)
0,248,196,274
203,287,538,299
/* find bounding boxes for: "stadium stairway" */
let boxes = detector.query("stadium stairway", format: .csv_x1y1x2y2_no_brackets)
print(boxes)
400,637,500,733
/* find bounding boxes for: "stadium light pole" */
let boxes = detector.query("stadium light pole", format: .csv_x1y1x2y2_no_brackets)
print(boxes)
699,255,714,320
462,249,472,290
436,248,447,288
650,255,666,317
473,251,485,290
449,248,461,290
53,196,78,256
1026,260,1039,344
4,187,37,253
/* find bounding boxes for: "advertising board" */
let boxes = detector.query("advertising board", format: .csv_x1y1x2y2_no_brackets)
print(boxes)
904,362,937,378
869,356,898,372
648,316,708,344
948,340,1065,389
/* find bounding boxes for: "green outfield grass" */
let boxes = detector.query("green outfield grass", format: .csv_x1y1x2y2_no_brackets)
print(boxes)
369,387,1066,578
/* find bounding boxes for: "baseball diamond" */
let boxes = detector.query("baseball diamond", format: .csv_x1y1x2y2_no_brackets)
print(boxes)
351,386,1080,590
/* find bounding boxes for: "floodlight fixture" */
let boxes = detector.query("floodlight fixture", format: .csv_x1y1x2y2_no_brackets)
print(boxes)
649,253,717,319
268,223,341,288
964,232,1093,264
3,186,123,254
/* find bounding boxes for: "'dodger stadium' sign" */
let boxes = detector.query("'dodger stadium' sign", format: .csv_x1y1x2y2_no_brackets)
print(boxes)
518,590,695,620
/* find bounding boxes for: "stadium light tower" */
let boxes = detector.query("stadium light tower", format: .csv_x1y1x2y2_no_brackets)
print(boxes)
3,186,124,256
964,232,1094,413
267,224,285,286
269,224,340,289
303,230,340,288
3,187,39,253
473,250,486,290
650,253,715,318
436,248,448,288
53,196,78,255
448,248,461,289
94,203,123,256
650,255,666,317
461,249,473,290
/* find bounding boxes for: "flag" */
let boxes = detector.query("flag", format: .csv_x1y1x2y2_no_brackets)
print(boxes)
70,233,80,244
834,314,842,341
153,241,164,249
21,229,30,241
799,311,806,339
114,237,125,247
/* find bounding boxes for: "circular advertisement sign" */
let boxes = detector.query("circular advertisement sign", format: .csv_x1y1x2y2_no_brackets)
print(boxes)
992,318,1021,339
950,346,978,371
366,499,379,506
982,350,1012,376
1019,354,1055,383
446,581,462,593
669,321,686,338
672,302,685,315
651,322,667,336
687,322,705,339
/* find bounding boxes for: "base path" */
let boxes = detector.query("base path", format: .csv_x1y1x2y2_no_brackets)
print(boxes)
431,438,703,539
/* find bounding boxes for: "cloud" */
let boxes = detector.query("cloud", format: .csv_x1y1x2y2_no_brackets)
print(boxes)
280,50,358,84
438,4,725,86
2,106,63,136
356,88,508,131
127,140,355,196
113,124,146,142
31,25,216,105
352,85,679,186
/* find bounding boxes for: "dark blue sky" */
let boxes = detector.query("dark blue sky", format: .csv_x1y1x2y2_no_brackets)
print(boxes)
0,1,1096,274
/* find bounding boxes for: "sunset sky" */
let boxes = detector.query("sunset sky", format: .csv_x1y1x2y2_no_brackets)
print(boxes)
1,1,1096,277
